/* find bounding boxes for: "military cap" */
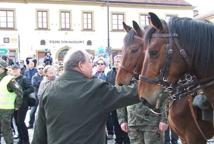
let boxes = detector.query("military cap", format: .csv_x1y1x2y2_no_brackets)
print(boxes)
0,58,8,69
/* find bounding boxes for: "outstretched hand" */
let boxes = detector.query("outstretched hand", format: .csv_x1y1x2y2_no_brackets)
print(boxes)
120,122,128,133
159,122,168,132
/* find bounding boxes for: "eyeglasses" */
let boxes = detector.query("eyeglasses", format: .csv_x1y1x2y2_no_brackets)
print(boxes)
97,63,104,65
38,68,44,70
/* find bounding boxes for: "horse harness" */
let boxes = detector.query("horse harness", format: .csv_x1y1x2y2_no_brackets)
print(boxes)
138,31,214,141
138,32,190,86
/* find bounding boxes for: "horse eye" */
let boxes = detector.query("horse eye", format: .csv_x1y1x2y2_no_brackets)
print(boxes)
131,48,138,53
149,50,159,58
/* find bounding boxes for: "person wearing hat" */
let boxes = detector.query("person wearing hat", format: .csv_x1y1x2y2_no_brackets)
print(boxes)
11,64,34,144
0,59,23,144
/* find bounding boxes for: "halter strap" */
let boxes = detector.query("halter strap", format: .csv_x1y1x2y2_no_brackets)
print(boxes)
139,32,178,86
188,96,208,141
139,32,193,87
174,38,192,69
119,65,135,75
152,33,178,38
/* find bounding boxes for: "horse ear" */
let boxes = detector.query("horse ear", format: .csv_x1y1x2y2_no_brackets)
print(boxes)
132,21,144,37
123,22,132,33
148,12,163,31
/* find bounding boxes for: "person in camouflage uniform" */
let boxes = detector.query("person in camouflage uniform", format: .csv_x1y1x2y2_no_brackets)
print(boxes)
117,92,168,144
0,58,22,144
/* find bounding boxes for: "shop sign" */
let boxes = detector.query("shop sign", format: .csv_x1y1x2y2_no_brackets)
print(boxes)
0,48,9,55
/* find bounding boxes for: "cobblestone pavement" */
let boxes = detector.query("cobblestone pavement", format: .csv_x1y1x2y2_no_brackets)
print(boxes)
1,110,213,144
2,127,214,144
1,129,116,144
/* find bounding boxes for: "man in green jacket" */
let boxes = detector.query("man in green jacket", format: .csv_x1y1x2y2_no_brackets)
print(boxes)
32,49,139,144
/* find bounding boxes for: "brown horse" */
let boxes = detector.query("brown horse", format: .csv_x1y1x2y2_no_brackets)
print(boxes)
116,21,145,85
116,16,213,144
138,12,214,144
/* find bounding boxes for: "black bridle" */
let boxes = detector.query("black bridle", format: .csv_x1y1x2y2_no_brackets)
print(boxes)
139,32,191,87
119,65,136,75
139,31,214,100
137,30,214,141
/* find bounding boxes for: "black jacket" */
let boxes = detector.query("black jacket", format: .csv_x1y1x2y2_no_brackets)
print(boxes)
15,75,34,106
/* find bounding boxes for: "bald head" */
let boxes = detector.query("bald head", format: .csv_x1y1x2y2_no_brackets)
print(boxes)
63,49,93,78
64,49,88,71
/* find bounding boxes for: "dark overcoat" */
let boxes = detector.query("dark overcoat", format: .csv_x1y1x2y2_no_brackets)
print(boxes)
32,70,139,144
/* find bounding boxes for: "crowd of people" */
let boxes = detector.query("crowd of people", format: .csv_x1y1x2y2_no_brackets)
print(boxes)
0,50,178,144
0,52,61,144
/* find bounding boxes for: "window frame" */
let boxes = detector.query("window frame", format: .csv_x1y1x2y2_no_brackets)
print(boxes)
82,11,94,31
0,9,16,30
111,12,125,32
36,9,49,30
60,10,72,31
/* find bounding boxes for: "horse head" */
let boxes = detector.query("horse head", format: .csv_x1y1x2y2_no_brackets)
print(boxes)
138,12,189,105
116,21,145,85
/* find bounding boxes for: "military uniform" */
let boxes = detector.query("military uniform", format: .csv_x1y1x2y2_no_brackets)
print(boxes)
117,92,167,144
0,59,23,144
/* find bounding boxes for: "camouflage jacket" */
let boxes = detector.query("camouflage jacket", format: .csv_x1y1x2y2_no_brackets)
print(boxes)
117,92,167,131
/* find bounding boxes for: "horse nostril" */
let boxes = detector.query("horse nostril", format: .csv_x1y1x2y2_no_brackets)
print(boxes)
115,81,123,86
140,97,146,103
118,83,123,86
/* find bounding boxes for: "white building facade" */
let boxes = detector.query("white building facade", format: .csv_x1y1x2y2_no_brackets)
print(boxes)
0,1,193,64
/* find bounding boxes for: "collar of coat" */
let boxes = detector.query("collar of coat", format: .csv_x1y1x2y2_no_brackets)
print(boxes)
59,70,88,80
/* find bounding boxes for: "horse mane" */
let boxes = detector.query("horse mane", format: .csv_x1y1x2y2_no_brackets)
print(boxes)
168,17,214,75
145,17,214,76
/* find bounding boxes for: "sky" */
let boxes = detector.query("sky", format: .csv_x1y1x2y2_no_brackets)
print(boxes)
186,0,214,14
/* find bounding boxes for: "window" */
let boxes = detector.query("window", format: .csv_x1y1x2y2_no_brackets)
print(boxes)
82,12,93,30
139,14,149,28
40,40,46,45
165,15,177,22
60,11,71,30
0,10,15,29
87,40,92,46
3,37,9,43
112,13,124,31
36,10,48,29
